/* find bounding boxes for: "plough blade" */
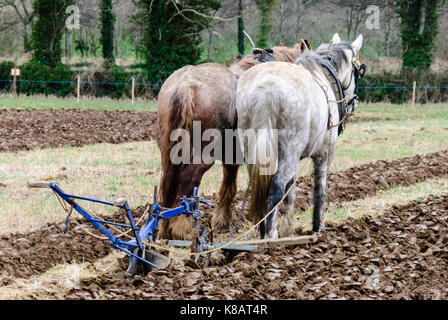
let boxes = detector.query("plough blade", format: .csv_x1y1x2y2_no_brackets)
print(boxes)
147,251,171,269
126,249,171,278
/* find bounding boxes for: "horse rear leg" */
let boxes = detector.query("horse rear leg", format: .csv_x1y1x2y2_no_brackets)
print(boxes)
279,178,296,238
158,163,213,240
265,153,300,239
312,151,329,233
212,164,239,232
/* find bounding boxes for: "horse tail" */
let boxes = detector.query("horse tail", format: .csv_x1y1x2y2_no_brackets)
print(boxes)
159,82,196,208
247,116,278,224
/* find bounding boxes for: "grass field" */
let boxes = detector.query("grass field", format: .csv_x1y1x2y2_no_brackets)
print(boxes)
0,94,158,112
0,102,447,234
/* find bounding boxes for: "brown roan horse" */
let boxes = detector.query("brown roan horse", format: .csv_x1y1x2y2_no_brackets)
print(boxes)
156,42,310,240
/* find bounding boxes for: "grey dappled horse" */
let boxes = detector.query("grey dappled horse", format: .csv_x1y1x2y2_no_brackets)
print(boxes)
236,33,365,239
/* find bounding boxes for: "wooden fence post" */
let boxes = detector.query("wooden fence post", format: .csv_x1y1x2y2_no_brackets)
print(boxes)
411,81,416,110
11,67,19,99
77,75,81,102
12,70,17,99
132,77,135,105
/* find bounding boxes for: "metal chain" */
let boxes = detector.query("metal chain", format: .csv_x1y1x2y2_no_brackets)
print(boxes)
328,112,353,131
226,181,251,242
328,113,334,172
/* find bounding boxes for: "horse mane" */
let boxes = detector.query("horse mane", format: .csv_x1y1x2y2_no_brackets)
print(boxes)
228,54,259,78
229,45,301,78
314,41,352,72
296,42,352,76
273,45,301,63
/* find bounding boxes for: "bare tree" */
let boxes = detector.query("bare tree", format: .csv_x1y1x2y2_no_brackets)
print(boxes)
74,0,100,57
0,0,34,51
328,0,385,40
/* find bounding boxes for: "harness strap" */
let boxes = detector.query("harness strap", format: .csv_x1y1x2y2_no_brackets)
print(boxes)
317,59,347,135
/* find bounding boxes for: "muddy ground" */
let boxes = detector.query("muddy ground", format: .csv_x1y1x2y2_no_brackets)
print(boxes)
0,150,446,291
64,194,448,300
0,108,388,152
292,149,448,211
0,109,157,152
0,222,112,286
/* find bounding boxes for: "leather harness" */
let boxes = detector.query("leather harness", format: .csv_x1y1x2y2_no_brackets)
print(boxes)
317,47,366,135
317,58,348,135
249,45,366,135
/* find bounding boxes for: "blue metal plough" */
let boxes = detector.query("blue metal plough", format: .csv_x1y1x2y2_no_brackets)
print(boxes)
27,181,236,277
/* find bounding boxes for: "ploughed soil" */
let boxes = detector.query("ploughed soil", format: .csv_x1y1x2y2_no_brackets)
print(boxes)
0,109,389,153
0,109,157,152
292,149,448,212
65,194,448,300
0,150,447,289
0,222,112,286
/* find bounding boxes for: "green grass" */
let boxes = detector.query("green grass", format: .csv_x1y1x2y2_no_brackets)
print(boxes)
0,94,157,112
356,102,448,121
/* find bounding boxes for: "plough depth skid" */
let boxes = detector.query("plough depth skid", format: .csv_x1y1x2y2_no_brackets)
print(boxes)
27,181,213,277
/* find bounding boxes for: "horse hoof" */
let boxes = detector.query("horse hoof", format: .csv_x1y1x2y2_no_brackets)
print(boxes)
211,209,232,232
279,225,295,238
267,230,279,239
315,227,326,236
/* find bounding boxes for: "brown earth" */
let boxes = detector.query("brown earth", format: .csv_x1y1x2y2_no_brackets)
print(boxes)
350,116,395,123
0,150,447,287
292,149,448,212
0,109,157,152
0,222,112,286
0,109,389,153
65,194,448,300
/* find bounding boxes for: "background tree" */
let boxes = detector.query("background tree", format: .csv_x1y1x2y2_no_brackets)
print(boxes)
30,0,74,67
0,0,34,52
133,0,220,84
71,0,100,59
100,0,115,64
237,0,244,57
254,0,276,47
397,0,442,71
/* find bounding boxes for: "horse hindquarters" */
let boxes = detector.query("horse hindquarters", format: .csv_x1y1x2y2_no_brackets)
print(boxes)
157,82,196,240
158,82,195,208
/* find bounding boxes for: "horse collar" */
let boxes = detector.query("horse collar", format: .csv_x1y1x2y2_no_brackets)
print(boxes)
317,59,347,136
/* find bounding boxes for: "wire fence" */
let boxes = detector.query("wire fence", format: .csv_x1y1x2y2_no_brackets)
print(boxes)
1,78,448,105
0,79,162,87
1,78,447,89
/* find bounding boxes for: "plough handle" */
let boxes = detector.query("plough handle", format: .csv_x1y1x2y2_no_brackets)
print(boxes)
27,181,51,189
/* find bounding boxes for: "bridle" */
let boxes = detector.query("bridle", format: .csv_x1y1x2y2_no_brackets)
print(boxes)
243,31,277,63
252,48,276,62
340,47,366,111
